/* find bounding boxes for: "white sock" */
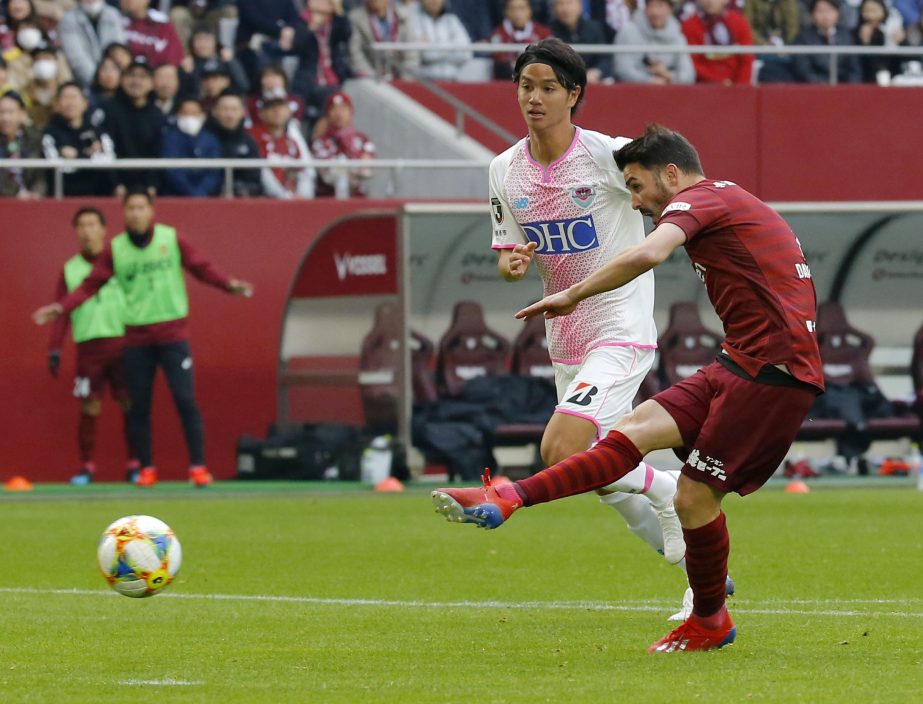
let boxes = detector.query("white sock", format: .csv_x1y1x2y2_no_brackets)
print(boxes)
599,492,664,555
600,462,678,512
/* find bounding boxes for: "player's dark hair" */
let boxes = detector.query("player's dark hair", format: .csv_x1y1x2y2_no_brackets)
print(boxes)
123,185,153,205
614,124,704,175
512,38,587,113
72,206,105,227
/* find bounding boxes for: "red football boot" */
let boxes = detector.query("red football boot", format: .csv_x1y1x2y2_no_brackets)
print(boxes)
648,609,737,653
188,465,213,488
136,466,158,487
431,469,522,529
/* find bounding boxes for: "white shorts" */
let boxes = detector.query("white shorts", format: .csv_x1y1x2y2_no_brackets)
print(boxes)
554,345,656,441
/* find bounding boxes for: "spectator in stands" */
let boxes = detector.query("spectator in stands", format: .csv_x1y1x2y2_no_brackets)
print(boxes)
161,95,222,197
454,0,495,41
152,62,180,115
234,0,305,85
294,0,352,125
170,0,239,49
0,90,45,197
853,0,907,81
744,0,801,82
120,0,186,67
409,0,473,81
681,0,755,84
41,81,116,196
615,0,695,83
103,42,133,70
592,0,637,42
348,0,420,79
0,55,9,91
101,57,166,193
248,89,315,199
549,0,613,82
90,55,121,104
206,88,262,196
311,91,375,197
896,0,923,41
246,64,306,128
59,0,126,88
22,42,68,130
0,0,36,52
4,17,56,89
180,25,249,95
792,0,862,83
489,0,551,80
199,62,233,112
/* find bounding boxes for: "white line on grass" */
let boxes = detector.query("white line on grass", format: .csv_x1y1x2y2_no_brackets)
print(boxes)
119,679,203,686
2,587,921,619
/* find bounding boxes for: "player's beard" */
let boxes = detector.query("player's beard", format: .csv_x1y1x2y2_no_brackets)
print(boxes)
646,171,674,224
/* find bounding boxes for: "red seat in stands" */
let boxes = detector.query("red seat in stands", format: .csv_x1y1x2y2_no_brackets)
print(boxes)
511,312,554,383
436,301,510,397
657,302,722,386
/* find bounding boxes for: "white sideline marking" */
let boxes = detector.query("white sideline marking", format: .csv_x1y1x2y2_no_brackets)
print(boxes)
2,587,921,619
119,679,203,686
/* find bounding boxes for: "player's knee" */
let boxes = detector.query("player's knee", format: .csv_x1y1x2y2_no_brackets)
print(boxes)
673,489,697,524
541,434,587,466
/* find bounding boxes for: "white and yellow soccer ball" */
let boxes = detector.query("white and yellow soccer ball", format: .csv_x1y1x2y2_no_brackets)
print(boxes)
97,515,182,598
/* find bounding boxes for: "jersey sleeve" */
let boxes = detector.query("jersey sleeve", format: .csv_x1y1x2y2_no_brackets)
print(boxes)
657,185,727,242
592,133,632,196
488,155,527,250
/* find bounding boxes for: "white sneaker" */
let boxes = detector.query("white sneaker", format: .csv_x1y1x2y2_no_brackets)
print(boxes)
654,506,686,564
669,587,694,622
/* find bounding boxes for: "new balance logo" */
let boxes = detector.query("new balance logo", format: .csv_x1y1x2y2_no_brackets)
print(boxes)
565,382,598,407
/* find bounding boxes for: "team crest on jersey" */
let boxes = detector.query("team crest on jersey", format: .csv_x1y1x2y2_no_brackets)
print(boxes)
514,197,529,209
490,197,503,224
569,185,596,209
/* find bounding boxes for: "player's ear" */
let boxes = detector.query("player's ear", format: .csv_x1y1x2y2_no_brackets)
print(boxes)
665,164,680,186
568,85,581,109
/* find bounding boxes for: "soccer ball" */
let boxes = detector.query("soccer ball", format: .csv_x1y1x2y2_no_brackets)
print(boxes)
97,515,182,598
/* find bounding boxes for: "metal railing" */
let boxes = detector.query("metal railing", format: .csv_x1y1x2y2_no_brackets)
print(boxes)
373,40,923,86
0,157,493,199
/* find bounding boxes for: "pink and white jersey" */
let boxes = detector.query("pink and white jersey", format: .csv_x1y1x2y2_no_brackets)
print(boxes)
489,127,657,363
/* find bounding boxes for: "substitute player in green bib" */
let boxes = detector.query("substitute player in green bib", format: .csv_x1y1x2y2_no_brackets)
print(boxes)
35,188,253,487
48,207,138,485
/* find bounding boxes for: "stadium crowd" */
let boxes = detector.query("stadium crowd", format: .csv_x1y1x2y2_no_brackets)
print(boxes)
0,0,920,198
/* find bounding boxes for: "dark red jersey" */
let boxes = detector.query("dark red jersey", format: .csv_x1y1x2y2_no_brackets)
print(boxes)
659,179,824,392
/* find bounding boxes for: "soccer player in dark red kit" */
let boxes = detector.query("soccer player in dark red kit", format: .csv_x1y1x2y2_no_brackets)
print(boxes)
48,207,138,485
432,124,824,653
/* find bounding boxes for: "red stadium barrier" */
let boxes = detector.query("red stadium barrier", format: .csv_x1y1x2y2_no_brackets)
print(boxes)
394,82,923,202
0,199,402,482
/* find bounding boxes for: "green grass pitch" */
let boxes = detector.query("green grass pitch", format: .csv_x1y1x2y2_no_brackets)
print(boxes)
0,481,920,703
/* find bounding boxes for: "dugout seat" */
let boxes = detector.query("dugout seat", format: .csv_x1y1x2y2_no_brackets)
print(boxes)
359,303,439,432
511,312,554,383
810,302,919,440
358,302,402,433
657,302,722,386
436,300,510,397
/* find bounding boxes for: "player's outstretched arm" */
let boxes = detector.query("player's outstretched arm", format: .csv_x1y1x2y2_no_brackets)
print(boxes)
33,303,64,325
516,223,686,320
497,242,537,282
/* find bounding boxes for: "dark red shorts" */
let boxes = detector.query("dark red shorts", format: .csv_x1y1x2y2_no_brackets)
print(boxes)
74,338,128,402
652,360,816,496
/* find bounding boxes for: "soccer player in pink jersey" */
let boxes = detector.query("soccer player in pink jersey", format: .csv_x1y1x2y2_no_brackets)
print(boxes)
433,124,824,652
445,37,692,614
